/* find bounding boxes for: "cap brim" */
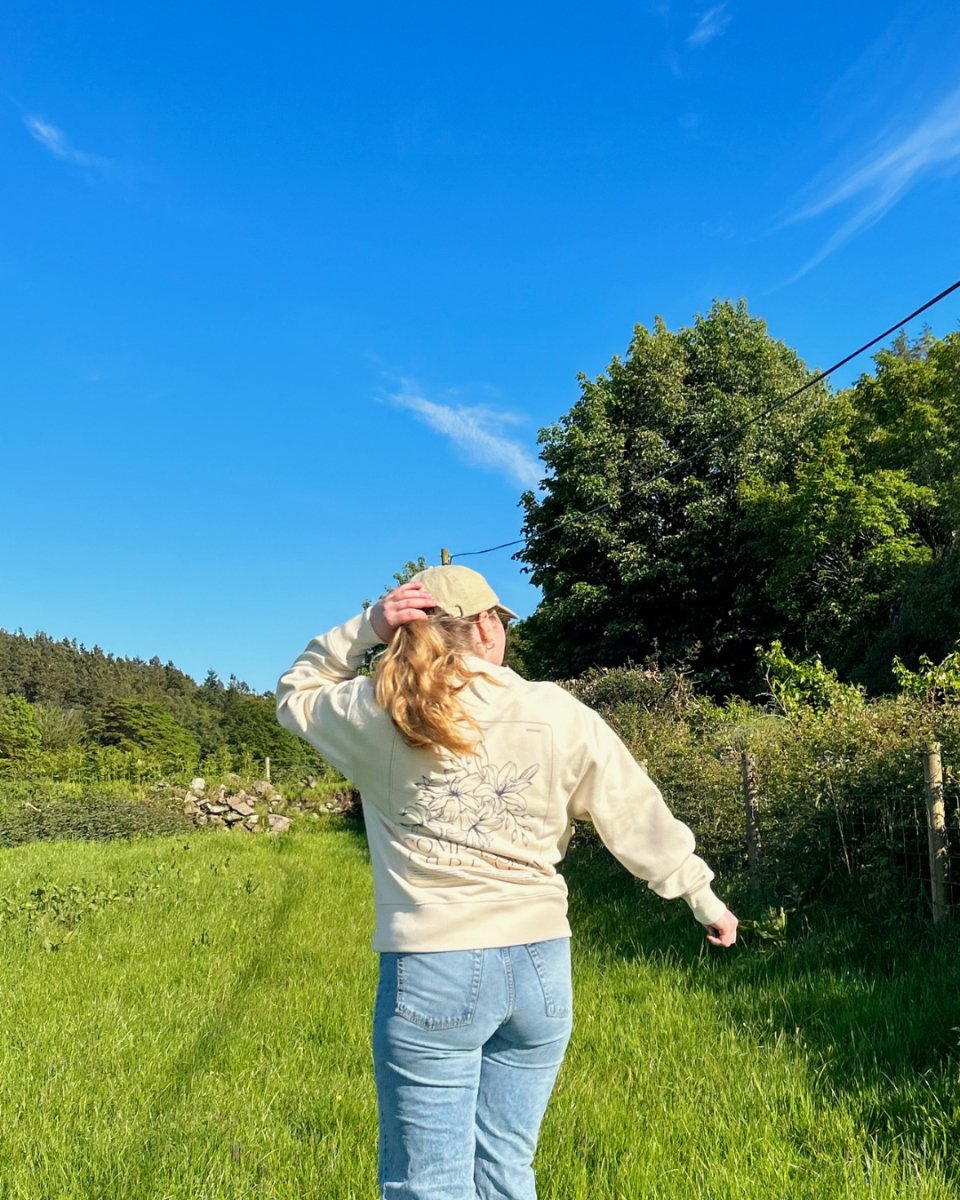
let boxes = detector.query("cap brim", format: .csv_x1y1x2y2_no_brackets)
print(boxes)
494,604,519,621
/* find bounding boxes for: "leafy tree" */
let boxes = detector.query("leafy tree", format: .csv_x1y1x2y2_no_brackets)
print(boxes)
223,693,317,773
740,394,932,679
520,307,960,695
202,669,224,693
519,300,827,693
502,618,531,676
389,556,428,590
0,695,42,766
852,330,960,540
363,556,430,611
359,556,430,673
742,329,960,689
94,700,200,771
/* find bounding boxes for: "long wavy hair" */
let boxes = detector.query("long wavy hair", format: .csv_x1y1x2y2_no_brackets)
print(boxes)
374,612,497,756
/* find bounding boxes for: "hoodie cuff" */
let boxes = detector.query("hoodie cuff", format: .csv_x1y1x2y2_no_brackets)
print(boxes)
335,608,388,673
356,606,385,650
682,882,730,927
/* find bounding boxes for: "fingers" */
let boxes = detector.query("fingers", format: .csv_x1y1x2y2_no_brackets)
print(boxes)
387,595,437,612
385,591,437,614
387,582,436,606
387,605,431,624
705,912,739,948
369,582,440,643
383,582,438,628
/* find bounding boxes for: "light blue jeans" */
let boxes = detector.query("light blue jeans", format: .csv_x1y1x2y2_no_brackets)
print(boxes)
373,938,574,1200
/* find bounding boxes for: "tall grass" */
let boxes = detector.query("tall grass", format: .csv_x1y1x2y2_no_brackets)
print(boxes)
1,822,957,1199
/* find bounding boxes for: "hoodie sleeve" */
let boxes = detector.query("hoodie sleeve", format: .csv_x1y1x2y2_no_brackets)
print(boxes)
567,706,729,927
275,609,384,780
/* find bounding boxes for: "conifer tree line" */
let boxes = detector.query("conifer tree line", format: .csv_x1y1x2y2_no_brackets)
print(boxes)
0,630,317,781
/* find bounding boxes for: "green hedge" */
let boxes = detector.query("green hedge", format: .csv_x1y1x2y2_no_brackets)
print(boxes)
0,781,196,848
563,667,960,919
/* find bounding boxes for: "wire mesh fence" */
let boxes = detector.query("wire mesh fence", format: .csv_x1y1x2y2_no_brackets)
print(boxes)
698,738,959,921
570,673,960,924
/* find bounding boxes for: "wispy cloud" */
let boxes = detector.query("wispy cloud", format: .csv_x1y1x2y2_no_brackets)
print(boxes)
688,4,730,48
24,116,109,168
387,383,541,490
786,85,960,279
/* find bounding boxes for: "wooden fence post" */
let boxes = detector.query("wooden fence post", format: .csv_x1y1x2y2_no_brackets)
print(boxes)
922,742,948,923
264,756,271,784
740,749,763,894
440,547,452,566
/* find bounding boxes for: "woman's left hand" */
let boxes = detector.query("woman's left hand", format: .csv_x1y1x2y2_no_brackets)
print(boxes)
705,910,739,947
370,581,438,644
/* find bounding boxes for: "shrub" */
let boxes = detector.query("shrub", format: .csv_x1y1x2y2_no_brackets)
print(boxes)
0,780,196,848
567,664,959,919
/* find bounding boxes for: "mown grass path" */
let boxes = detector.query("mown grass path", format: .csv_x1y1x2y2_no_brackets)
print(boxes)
1,821,958,1199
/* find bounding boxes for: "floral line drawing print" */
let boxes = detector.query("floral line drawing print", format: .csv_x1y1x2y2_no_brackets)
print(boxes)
400,744,539,851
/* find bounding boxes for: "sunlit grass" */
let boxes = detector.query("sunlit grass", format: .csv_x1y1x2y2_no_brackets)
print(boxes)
0,821,957,1199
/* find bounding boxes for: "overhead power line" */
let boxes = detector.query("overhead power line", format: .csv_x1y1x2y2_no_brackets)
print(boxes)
452,276,960,562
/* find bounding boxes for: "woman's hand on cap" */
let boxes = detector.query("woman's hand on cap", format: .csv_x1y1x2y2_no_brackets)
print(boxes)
370,582,438,644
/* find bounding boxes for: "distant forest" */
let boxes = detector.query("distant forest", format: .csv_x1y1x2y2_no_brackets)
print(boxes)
0,629,319,782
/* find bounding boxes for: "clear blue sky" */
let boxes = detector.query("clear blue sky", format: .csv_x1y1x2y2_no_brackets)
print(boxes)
3,1,960,692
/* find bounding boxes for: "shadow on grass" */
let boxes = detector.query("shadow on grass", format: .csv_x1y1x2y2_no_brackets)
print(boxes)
109,843,311,1194
564,836,960,1175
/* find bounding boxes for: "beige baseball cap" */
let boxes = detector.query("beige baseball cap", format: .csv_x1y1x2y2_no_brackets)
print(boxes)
410,565,519,621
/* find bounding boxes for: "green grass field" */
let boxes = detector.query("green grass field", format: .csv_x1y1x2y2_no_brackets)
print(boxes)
1,821,958,1199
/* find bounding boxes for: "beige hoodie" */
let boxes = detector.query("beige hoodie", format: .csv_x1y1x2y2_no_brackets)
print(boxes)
276,609,729,952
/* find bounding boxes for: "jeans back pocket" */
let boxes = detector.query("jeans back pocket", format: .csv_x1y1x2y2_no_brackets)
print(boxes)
393,948,484,1030
526,938,572,1019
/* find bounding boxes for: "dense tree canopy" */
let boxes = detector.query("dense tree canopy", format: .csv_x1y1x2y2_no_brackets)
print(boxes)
519,303,960,695
94,699,201,770
518,300,831,692
743,330,960,689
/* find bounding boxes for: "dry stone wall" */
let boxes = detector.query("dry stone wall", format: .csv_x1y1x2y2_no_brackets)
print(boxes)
180,776,292,834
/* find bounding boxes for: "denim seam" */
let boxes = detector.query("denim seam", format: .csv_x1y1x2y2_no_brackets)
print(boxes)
502,947,516,1021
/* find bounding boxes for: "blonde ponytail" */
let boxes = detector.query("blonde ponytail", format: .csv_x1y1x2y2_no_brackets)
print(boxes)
374,615,496,756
